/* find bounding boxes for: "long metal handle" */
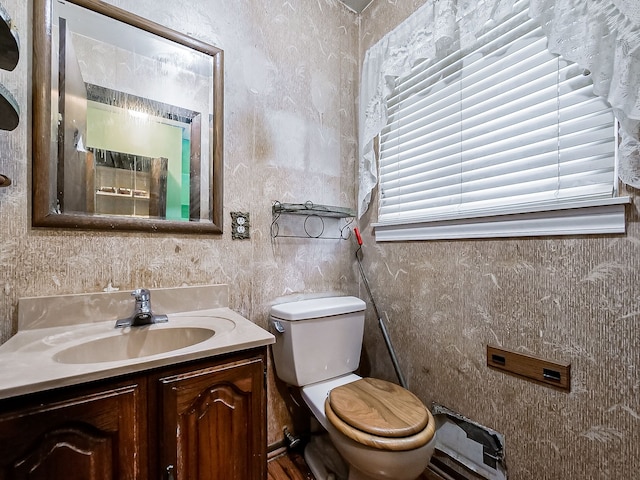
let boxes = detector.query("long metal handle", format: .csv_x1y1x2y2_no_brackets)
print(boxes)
165,465,175,480
353,228,408,389
377,316,407,389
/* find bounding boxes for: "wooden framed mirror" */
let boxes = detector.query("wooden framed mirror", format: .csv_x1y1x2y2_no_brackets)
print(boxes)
32,0,223,233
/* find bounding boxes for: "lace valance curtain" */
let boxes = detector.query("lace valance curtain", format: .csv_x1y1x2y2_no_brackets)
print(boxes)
358,0,640,218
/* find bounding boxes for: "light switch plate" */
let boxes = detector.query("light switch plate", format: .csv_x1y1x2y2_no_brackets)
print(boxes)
231,211,250,240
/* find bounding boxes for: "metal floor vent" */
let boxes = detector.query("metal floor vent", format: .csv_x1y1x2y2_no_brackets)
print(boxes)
427,405,508,480
426,449,493,480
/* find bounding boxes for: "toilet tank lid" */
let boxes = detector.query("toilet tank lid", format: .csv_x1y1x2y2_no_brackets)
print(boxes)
270,296,365,321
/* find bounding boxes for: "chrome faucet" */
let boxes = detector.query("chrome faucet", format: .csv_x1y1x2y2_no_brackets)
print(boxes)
115,288,168,328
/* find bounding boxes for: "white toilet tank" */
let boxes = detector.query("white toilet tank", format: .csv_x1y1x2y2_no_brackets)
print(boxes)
270,296,366,387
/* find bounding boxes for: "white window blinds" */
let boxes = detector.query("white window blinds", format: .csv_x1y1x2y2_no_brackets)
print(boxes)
377,1,619,229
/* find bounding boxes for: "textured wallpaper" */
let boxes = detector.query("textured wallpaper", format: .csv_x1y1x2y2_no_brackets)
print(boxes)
358,2,640,479
2,0,638,477
0,0,359,447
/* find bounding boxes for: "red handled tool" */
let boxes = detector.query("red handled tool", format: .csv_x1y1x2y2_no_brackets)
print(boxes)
353,227,407,389
354,227,363,246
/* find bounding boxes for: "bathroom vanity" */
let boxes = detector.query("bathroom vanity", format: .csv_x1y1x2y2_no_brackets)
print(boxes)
0,347,266,479
0,285,274,480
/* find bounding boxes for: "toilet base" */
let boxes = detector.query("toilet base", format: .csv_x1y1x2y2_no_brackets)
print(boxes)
304,431,430,480
304,433,349,480
347,468,375,480
327,422,436,480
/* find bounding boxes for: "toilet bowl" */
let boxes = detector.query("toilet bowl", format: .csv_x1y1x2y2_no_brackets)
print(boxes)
327,422,436,480
270,296,436,480
304,375,436,480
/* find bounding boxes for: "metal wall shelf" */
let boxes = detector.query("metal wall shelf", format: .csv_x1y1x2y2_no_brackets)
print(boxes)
271,201,356,240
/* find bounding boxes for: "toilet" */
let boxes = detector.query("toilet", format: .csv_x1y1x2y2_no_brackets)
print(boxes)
270,296,436,480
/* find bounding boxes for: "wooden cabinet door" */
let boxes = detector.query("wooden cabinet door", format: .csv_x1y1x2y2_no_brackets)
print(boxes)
0,380,146,480
156,354,266,480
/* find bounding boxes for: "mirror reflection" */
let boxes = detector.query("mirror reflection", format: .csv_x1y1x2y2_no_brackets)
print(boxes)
33,0,223,233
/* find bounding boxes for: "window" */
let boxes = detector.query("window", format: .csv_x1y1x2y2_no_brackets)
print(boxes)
375,0,628,241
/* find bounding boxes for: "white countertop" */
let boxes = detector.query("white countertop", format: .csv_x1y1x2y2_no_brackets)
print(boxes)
0,307,275,400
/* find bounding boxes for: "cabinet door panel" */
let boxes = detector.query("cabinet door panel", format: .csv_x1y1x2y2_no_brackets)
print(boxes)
11,425,113,480
0,382,146,480
158,357,266,480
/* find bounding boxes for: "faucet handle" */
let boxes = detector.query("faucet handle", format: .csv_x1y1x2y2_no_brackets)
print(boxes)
131,288,150,302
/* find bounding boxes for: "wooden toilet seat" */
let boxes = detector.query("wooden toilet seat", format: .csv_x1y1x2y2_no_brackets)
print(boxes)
325,377,436,451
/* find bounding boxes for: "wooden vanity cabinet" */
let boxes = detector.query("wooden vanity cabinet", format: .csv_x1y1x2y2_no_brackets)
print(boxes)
0,379,147,480
151,353,267,480
0,348,267,480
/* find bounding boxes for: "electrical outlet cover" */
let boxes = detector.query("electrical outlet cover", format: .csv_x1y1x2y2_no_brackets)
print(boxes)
231,211,250,239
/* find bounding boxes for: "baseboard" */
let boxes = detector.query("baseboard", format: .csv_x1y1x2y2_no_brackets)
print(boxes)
267,440,287,460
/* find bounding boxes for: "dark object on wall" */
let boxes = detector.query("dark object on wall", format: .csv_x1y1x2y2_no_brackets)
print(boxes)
0,82,17,131
0,3,19,71
487,345,571,392
0,1,20,186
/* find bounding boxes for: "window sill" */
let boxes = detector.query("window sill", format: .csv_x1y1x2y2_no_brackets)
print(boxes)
373,197,631,241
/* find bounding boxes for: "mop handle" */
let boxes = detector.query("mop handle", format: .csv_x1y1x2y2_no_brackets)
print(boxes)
353,227,381,318
352,227,408,389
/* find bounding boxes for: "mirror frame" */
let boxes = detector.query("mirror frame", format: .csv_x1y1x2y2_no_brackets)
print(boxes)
32,0,224,234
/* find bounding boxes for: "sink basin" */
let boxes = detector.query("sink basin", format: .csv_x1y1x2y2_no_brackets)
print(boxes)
53,327,216,364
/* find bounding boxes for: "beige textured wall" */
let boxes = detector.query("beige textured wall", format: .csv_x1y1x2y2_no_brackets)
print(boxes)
358,2,640,479
0,0,358,446
3,0,638,476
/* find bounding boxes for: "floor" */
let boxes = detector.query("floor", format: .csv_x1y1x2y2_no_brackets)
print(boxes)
267,451,315,480
267,451,443,480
